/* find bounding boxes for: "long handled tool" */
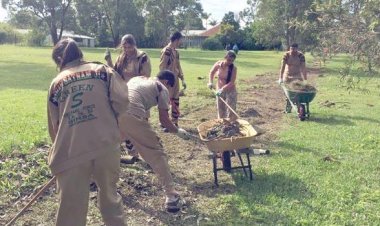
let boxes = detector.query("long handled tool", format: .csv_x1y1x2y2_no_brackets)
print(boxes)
280,84,298,115
6,176,56,226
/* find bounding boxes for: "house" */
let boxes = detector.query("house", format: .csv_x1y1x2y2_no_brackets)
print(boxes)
46,30,95,47
182,24,221,48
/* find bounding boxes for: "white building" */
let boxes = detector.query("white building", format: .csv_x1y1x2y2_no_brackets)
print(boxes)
46,30,95,47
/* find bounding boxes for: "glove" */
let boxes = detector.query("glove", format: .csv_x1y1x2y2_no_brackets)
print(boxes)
177,128,190,140
215,89,223,96
181,80,187,89
104,48,111,60
278,78,283,84
207,82,214,90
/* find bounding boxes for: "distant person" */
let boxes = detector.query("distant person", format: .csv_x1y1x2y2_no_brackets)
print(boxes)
208,50,238,119
118,70,190,213
278,43,308,112
105,34,151,161
159,31,186,129
278,43,307,84
48,38,128,226
105,34,151,82
232,44,239,54
207,50,238,172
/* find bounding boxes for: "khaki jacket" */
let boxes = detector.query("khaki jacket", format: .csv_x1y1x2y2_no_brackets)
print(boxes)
47,60,129,175
159,44,184,80
114,50,151,82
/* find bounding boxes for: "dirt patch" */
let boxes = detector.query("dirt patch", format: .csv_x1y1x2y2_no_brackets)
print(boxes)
1,72,289,225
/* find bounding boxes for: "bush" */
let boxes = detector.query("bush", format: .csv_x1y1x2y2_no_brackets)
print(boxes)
201,37,223,50
26,29,46,46
0,23,21,44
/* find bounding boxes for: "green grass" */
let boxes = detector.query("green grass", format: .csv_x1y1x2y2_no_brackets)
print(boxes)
1,45,379,224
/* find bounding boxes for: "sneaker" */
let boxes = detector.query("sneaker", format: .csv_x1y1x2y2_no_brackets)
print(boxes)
160,124,169,133
120,156,139,164
165,195,182,213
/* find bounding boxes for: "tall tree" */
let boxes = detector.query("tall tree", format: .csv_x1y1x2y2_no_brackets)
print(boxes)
2,0,73,45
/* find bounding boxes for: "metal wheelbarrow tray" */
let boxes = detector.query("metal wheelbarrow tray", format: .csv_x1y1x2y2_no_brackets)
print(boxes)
282,85,317,121
197,118,259,152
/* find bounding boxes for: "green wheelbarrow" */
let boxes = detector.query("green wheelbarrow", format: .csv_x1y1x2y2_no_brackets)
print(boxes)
281,85,317,121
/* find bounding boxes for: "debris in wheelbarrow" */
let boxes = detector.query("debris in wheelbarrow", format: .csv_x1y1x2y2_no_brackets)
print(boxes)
285,81,317,92
205,119,244,140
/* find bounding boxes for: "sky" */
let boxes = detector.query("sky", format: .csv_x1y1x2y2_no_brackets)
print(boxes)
200,0,248,23
0,0,249,23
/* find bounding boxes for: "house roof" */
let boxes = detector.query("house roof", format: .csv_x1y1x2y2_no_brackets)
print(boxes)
58,30,95,40
199,24,221,37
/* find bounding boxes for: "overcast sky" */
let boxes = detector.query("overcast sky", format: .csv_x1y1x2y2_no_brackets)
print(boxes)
0,1,249,23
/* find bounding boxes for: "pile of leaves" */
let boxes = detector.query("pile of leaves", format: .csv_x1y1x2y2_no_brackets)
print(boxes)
205,119,244,140
286,81,317,92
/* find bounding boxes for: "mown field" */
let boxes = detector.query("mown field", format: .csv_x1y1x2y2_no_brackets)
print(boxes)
0,45,379,225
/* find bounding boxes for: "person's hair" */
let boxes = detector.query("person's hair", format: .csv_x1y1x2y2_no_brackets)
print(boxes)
290,43,298,48
170,31,183,42
157,70,175,87
119,34,136,48
52,38,83,71
225,50,236,59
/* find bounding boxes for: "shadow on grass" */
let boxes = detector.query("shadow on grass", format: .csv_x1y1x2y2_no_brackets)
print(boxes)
274,141,321,155
175,171,312,224
309,114,380,125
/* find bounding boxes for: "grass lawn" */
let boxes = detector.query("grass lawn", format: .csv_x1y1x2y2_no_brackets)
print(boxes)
0,45,379,225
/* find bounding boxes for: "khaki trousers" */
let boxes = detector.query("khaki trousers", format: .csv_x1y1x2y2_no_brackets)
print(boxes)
119,113,176,196
55,150,126,226
217,90,237,119
167,76,181,124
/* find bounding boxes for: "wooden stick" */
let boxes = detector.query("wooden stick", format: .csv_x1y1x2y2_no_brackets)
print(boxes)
217,96,240,119
6,176,56,226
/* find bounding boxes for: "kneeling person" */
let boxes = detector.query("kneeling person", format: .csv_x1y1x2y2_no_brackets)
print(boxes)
118,70,189,212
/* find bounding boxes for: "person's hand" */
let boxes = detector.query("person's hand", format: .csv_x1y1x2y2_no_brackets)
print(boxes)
177,128,190,140
104,48,111,60
181,80,187,89
215,89,223,96
207,82,214,90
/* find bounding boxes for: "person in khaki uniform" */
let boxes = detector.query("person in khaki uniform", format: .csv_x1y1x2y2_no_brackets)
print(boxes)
105,34,151,82
278,43,308,112
278,43,307,83
207,50,238,172
118,70,190,213
48,38,128,226
159,31,186,127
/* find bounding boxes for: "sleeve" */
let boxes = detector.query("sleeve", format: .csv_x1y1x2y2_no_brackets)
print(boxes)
157,86,170,110
177,51,184,80
159,47,171,71
108,68,129,116
140,55,152,77
47,83,60,142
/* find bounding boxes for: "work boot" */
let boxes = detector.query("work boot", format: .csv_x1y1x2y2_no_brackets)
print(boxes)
165,194,183,213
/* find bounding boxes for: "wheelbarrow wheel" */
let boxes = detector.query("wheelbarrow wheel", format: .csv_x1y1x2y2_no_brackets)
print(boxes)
298,104,306,121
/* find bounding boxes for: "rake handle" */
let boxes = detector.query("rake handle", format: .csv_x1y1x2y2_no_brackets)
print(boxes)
6,176,56,226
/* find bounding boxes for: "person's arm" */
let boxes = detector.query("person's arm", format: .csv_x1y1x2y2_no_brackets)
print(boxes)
47,83,59,142
107,68,129,116
140,55,152,77
104,48,114,68
279,54,287,81
158,108,178,133
159,47,171,71
177,51,184,80
208,62,219,89
300,54,307,80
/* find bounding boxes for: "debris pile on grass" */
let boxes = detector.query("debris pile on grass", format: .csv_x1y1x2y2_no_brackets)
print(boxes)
286,81,317,92
205,119,244,140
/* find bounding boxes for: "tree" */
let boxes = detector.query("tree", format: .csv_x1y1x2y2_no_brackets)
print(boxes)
2,0,73,45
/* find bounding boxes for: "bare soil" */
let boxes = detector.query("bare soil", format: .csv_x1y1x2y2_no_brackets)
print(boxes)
1,72,292,226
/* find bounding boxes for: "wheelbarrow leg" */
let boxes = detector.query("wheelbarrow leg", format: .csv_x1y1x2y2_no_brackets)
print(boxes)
306,102,310,118
212,153,218,186
237,152,248,177
246,153,254,180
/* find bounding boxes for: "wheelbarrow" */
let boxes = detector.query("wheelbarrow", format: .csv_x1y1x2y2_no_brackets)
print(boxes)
197,118,261,186
281,84,317,121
